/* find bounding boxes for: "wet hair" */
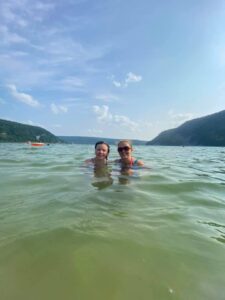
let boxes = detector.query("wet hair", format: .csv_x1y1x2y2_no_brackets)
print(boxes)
95,141,110,158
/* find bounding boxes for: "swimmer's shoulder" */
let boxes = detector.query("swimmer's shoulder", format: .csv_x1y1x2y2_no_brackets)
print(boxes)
85,158,95,164
132,158,144,167
136,159,144,167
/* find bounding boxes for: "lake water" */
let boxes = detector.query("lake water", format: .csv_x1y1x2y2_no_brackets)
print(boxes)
0,143,225,300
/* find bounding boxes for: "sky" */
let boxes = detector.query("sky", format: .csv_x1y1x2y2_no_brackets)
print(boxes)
1,0,225,141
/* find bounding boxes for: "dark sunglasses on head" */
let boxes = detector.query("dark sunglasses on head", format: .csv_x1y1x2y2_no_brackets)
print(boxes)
118,146,131,152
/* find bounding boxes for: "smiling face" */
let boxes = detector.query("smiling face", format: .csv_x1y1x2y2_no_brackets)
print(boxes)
117,141,132,161
95,143,109,160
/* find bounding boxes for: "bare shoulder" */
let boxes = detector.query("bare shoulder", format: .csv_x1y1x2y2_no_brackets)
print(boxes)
85,158,94,164
137,160,144,167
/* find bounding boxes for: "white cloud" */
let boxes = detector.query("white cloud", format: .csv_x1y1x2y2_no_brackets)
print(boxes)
168,110,194,127
114,114,138,131
113,72,142,88
0,3,110,91
0,2,27,27
113,80,121,87
59,76,84,91
10,51,29,57
92,106,157,139
93,105,138,131
87,128,103,136
0,25,28,44
7,84,40,107
62,76,84,86
125,72,142,84
26,120,44,127
93,105,112,121
0,1,55,26
38,38,109,67
95,94,119,102
51,103,68,114
34,2,55,12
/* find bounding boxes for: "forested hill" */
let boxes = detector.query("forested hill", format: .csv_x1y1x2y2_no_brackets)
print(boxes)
0,119,60,143
59,136,147,145
147,110,225,146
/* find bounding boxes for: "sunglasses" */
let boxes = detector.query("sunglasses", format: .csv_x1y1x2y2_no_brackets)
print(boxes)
118,146,131,152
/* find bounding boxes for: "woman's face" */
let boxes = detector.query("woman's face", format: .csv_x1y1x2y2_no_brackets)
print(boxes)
117,141,132,160
95,143,109,159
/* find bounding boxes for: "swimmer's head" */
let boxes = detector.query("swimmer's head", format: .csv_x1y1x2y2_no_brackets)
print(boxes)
117,140,133,149
117,140,133,160
95,141,110,159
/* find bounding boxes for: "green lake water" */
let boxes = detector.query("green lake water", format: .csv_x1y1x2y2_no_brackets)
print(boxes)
0,143,225,300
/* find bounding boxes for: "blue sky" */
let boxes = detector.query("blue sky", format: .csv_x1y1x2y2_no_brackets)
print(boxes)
1,0,225,140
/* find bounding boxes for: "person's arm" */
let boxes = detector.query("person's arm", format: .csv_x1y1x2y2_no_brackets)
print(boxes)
137,160,144,167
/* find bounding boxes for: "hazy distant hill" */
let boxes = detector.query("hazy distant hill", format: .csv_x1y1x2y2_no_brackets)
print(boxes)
58,136,147,145
147,110,225,146
0,119,61,143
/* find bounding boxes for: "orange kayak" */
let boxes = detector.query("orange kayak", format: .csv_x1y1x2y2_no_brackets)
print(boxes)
27,142,46,147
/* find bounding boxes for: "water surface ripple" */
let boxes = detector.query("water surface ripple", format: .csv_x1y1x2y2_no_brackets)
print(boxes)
0,144,225,300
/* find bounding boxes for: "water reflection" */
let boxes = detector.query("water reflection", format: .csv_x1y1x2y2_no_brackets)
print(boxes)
199,221,225,245
118,166,134,185
91,165,113,190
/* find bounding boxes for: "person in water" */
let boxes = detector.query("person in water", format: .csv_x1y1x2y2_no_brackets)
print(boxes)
85,141,110,167
115,140,144,167
85,141,113,189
